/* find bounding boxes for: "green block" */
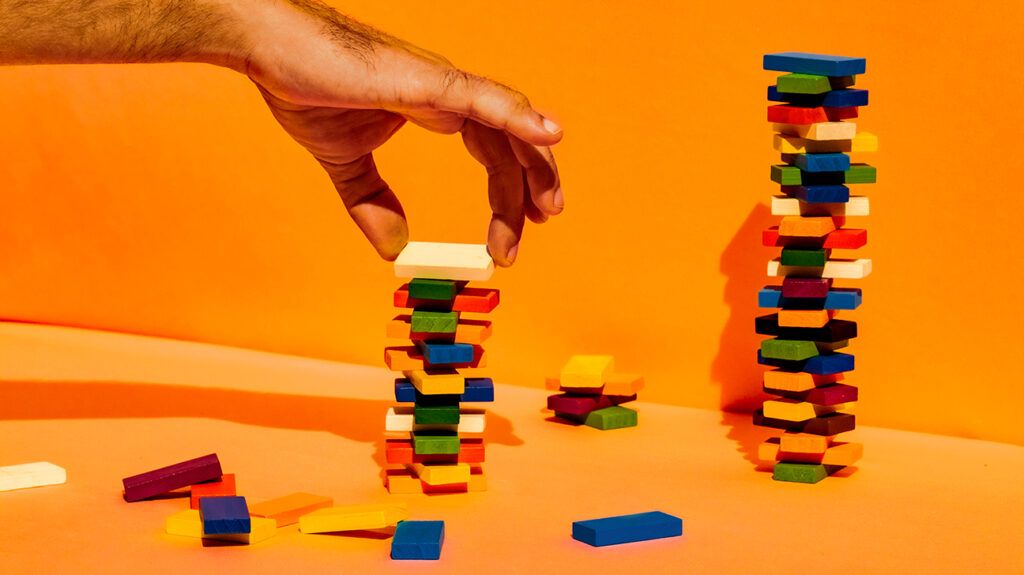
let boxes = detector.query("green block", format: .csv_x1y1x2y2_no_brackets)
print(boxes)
760,339,819,361
846,163,877,184
781,248,827,267
412,431,460,455
776,73,832,94
584,406,638,430
773,462,827,484
410,310,458,334
414,405,461,425
408,278,459,301
770,164,803,185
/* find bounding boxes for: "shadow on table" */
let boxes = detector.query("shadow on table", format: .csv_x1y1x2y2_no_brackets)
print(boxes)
0,379,524,469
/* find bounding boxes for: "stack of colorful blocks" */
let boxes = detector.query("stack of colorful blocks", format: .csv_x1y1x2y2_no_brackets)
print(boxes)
546,355,644,430
755,52,874,483
383,242,498,494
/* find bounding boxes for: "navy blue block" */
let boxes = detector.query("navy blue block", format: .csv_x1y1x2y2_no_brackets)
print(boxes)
764,52,866,76
391,520,444,560
758,287,862,310
783,184,850,203
793,153,851,172
395,377,494,403
757,350,855,375
768,86,870,108
572,511,683,547
199,496,250,534
415,341,474,365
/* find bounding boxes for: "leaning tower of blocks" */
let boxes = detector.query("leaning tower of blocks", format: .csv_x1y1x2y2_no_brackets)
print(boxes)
382,242,497,494
755,52,875,484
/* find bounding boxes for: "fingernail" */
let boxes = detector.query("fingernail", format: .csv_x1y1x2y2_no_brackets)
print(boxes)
506,243,519,264
542,117,562,134
553,187,564,210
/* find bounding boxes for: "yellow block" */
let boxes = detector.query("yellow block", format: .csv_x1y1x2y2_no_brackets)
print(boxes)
777,309,837,328
773,131,878,154
165,509,277,544
404,369,465,395
758,439,863,466
778,216,836,237
560,355,615,388
780,433,831,454
764,370,845,392
249,492,333,527
763,399,842,422
298,504,409,534
410,462,471,486
773,121,857,141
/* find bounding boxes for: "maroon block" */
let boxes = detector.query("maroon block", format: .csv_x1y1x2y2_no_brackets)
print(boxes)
546,393,637,417
764,383,859,405
781,277,833,299
122,453,222,502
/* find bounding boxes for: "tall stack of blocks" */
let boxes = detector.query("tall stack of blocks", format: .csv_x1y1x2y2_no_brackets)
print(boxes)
545,355,644,430
383,242,498,494
755,52,874,483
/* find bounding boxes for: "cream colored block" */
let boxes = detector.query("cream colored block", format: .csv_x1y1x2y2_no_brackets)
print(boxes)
0,462,66,491
771,195,870,217
768,258,872,279
164,509,277,544
773,122,857,141
385,407,486,433
298,504,409,534
560,355,615,388
394,241,494,281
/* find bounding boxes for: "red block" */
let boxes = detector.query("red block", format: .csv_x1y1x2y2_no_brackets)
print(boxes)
394,285,499,313
190,473,237,509
385,439,486,464
767,105,828,125
825,106,858,120
763,227,867,249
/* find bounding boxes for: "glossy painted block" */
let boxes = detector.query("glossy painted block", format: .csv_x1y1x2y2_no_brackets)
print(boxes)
407,278,460,301
547,393,637,417
768,86,869,108
391,520,445,560
783,185,850,203
763,227,867,249
572,511,683,547
758,286,862,310
394,377,494,403
199,496,250,535
771,164,875,186
764,52,866,76
767,105,827,125
758,438,863,466
299,504,409,534
753,410,856,435
757,350,855,375
775,73,854,94
779,433,831,454
415,341,475,365
0,462,66,492
773,132,878,154
393,241,493,281
122,453,222,502
248,492,333,527
771,195,869,217
395,285,500,313
190,473,236,510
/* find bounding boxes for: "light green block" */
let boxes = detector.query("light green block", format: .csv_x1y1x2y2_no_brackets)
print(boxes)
411,431,460,455
410,310,458,334
772,462,827,484
584,406,638,430
760,339,819,361
776,73,832,94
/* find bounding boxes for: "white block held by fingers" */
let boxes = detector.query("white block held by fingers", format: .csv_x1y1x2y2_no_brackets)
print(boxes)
773,122,857,141
767,258,873,279
385,407,486,433
394,242,494,281
0,462,67,491
772,195,870,217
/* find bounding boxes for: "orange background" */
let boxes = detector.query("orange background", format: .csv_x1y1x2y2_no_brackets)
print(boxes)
1,1,1022,444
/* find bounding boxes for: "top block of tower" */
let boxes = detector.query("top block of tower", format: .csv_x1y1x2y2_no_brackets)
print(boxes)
394,242,494,282
763,52,866,77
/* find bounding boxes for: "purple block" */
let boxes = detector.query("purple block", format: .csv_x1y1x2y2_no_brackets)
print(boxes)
122,453,222,502
547,393,637,417
781,277,832,299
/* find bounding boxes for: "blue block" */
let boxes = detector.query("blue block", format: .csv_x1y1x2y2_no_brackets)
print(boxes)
783,185,850,203
391,520,444,560
768,86,869,108
572,511,683,547
758,287,862,310
199,496,250,535
415,341,475,365
395,377,494,403
763,52,866,76
757,350,855,375
793,153,851,172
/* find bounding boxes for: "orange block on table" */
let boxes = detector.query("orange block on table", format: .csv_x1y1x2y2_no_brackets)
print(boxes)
778,216,837,237
780,433,832,454
777,309,838,328
544,372,644,396
249,492,334,527
384,346,487,371
759,438,863,466
386,315,492,344
189,473,236,509
763,370,844,392
385,438,485,464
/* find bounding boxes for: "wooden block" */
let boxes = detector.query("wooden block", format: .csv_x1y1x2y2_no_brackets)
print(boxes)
787,152,851,172
165,509,276,544
199,496,250,535
385,347,485,372
190,473,236,510
774,132,878,154
249,493,333,527
763,370,843,392
767,258,873,279
122,453,222,502
391,520,445,560
771,195,869,217
825,106,859,120
394,242,494,281
763,227,867,249
758,439,863,466
387,315,492,344
410,431,462,455
604,372,646,396
775,73,853,94
767,105,827,125
385,407,486,433
780,432,831,454
771,164,875,186
547,393,637,417
394,377,493,403
781,277,832,298
404,369,465,395
764,52,866,76
783,185,850,204
394,285,500,313
753,410,856,435
414,404,460,425
387,438,484,463
777,309,838,328
774,122,856,141
757,350,855,375
299,504,409,534
772,462,828,484
560,355,616,388
572,511,683,547
584,406,638,430
778,216,836,237
768,85,869,108
410,310,458,334
759,286,862,310
820,442,863,466
410,463,471,486
845,164,877,183
781,248,827,267
415,341,476,365
384,466,486,494
0,462,66,492
756,314,857,343
760,339,820,362
767,383,859,405
407,278,460,301
770,165,804,185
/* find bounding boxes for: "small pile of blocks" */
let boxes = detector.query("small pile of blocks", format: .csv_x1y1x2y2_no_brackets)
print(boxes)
546,355,644,430
383,242,498,494
755,52,874,483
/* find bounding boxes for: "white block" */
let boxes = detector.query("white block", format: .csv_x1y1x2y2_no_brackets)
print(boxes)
384,407,486,433
767,258,873,279
0,462,67,491
771,195,870,217
773,122,857,141
394,242,494,281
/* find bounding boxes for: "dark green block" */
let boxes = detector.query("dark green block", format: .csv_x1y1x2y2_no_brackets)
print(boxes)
776,73,832,94
584,406,638,430
773,462,827,484
408,278,459,301
410,310,458,333
411,431,460,455
414,405,461,425
781,248,827,267
760,339,819,361
770,164,803,185
845,164,877,184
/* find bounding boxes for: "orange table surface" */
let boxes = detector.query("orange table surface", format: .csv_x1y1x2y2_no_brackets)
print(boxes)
1,322,1021,574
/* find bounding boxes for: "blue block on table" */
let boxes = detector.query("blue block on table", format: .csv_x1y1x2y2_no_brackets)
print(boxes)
572,511,683,547
768,86,869,108
758,350,855,375
395,377,494,403
391,520,444,560
792,153,851,172
763,52,866,76
199,496,251,534
758,286,862,310
415,341,475,365
783,184,850,203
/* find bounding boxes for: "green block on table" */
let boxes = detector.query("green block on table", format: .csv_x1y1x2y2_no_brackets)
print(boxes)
773,462,828,484
845,164,877,184
414,405,461,425
760,339,819,361
408,278,459,301
781,248,827,267
771,165,803,185
584,406,638,430
412,431,460,454
410,310,458,333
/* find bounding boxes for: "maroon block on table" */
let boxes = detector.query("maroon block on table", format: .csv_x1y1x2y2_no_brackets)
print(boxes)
122,453,222,502
781,277,833,299
546,393,637,417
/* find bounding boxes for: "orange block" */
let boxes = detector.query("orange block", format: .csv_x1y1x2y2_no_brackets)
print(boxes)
777,309,838,328
249,492,334,527
384,346,487,371
189,473,236,510
544,372,645,396
780,433,832,454
778,216,836,237
384,466,487,494
763,370,844,392
759,438,863,466
386,315,492,344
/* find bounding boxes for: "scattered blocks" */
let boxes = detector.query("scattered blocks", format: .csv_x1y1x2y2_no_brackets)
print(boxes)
122,453,222,502
394,242,494,282
391,520,445,560
0,462,66,492
299,504,409,534
248,493,333,527
190,473,236,510
199,495,251,535
572,511,683,547
165,509,276,544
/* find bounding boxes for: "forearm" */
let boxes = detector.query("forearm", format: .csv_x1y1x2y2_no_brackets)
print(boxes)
0,0,253,70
